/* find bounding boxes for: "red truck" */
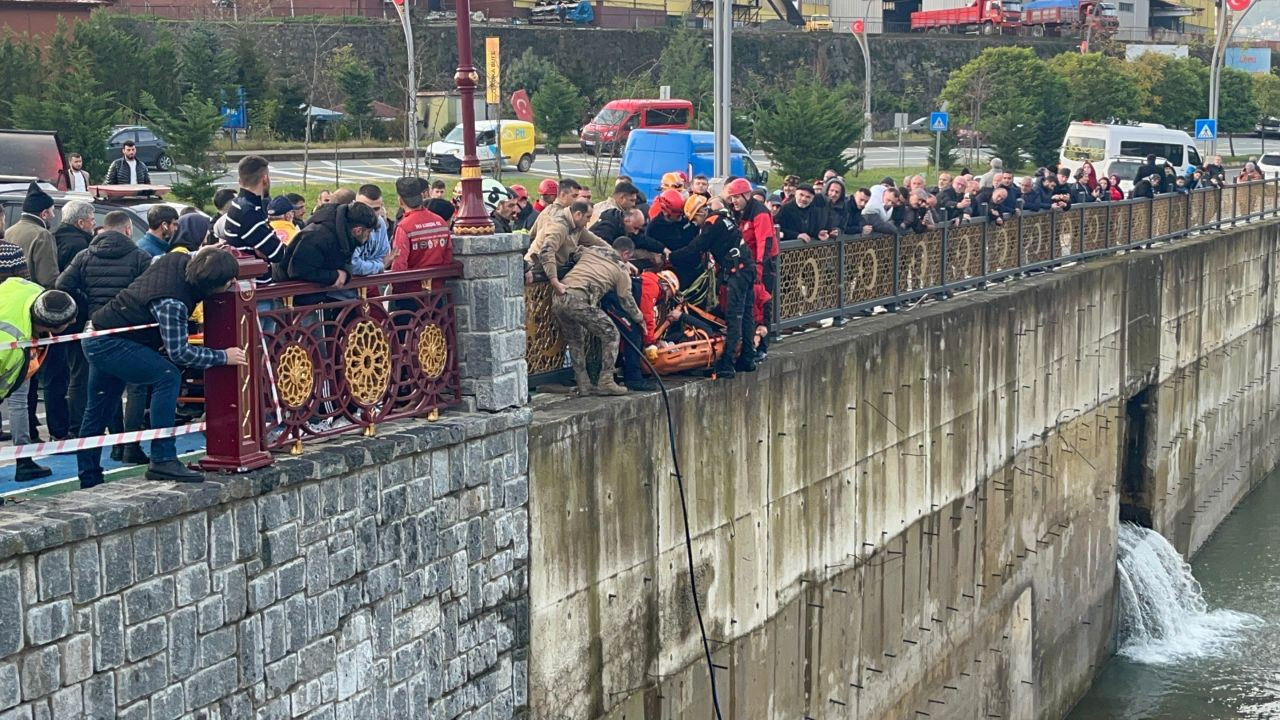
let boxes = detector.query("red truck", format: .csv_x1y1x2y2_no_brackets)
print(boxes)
909,0,1023,35
1019,0,1117,36
909,0,1116,36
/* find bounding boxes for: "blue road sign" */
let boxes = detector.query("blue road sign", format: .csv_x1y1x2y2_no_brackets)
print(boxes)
930,112,949,133
1194,118,1217,141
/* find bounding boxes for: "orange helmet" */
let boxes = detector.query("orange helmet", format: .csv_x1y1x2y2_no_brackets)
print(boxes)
656,270,680,293
683,194,709,221
660,172,686,191
658,189,686,215
724,177,753,197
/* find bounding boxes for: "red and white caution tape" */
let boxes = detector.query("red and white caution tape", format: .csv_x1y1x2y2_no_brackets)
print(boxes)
0,423,206,463
4,322,160,350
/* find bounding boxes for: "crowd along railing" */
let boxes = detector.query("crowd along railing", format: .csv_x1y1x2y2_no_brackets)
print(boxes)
201,253,462,471
770,178,1280,332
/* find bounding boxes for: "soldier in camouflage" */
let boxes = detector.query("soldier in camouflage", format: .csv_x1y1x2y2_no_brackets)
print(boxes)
551,237,643,396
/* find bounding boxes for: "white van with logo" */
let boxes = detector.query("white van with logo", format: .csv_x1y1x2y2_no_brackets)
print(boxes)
1060,121,1202,178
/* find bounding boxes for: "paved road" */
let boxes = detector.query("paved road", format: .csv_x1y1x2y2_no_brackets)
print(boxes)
153,137,1277,189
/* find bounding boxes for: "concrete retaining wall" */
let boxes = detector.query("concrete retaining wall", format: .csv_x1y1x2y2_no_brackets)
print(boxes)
0,410,529,720
528,219,1280,719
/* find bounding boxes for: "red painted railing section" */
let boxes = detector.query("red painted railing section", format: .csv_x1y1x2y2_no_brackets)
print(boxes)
201,253,462,471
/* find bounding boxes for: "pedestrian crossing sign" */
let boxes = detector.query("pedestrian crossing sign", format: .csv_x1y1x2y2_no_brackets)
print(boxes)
1195,118,1217,141
930,112,949,133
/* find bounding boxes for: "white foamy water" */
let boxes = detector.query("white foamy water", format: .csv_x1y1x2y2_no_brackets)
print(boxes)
1115,523,1259,665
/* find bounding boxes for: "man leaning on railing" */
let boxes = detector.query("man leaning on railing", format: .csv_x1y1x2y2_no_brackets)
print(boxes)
76,247,247,488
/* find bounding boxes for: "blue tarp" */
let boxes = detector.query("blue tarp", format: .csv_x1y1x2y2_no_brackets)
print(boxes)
565,0,594,23
1021,0,1079,9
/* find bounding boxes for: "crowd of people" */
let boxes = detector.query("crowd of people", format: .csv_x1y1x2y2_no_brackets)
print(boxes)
517,171,773,396
0,154,460,492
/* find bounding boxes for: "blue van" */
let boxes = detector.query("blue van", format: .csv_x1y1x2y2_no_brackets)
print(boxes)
619,129,768,200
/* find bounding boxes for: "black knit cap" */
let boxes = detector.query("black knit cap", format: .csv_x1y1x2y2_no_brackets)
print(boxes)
22,182,53,214
32,290,77,327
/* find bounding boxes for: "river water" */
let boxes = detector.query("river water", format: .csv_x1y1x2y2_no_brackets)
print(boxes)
1068,475,1280,719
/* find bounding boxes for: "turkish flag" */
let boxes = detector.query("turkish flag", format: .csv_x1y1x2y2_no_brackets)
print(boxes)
1225,0,1251,12
511,90,534,123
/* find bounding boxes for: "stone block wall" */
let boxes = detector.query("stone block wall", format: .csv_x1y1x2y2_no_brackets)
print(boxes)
0,409,530,720
451,234,529,413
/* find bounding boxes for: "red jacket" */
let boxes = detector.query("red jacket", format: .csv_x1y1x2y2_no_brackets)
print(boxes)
390,206,452,294
637,272,662,345
737,198,777,265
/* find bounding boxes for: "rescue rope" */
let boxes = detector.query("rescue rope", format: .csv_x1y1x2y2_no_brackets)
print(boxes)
614,329,726,720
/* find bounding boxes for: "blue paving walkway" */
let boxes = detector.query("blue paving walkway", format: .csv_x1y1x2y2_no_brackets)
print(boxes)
0,432,207,497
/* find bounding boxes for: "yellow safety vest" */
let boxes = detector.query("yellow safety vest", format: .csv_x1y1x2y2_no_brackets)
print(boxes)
0,277,41,399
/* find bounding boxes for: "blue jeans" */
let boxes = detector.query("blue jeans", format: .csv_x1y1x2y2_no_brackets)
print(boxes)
77,336,182,483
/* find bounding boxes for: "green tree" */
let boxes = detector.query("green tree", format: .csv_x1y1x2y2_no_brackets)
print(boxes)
753,74,865,179
928,130,961,171
329,45,374,139
177,26,233,105
531,69,585,177
9,47,116,179
273,80,308,141
1054,52,1143,122
941,47,1066,169
231,30,271,136
1131,53,1206,129
0,33,41,127
1254,73,1280,154
503,47,556,114
1218,67,1259,156
657,27,712,123
141,92,226,209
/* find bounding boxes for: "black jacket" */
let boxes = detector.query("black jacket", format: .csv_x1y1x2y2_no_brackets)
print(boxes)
589,208,628,244
56,230,152,322
105,157,151,185
671,210,754,276
492,212,515,234
91,253,197,351
279,203,359,286
775,200,826,241
52,223,92,272
646,214,700,286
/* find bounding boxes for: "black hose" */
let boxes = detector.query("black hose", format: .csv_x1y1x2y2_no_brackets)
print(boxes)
613,325,726,720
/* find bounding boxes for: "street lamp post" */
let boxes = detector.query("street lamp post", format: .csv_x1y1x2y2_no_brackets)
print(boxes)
712,0,732,178
452,0,495,234
1208,0,1258,157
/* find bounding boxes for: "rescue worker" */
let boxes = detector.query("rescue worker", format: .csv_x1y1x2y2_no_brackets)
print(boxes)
524,202,610,285
723,177,775,361
638,269,682,348
671,197,756,379
0,263,78,483
644,190,700,288
552,238,644,396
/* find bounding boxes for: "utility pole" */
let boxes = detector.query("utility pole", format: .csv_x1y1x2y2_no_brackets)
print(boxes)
451,0,494,234
392,0,419,175
851,18,872,172
1208,0,1258,157
712,0,732,178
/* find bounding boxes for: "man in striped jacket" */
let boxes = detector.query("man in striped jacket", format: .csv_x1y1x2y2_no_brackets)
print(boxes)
222,156,285,276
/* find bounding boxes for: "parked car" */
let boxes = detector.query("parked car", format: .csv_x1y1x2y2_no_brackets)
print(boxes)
579,99,694,156
619,129,767,200
804,14,833,31
1258,118,1280,138
0,183,148,240
106,126,174,171
1259,154,1280,178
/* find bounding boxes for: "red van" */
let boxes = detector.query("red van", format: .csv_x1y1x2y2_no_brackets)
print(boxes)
579,99,695,156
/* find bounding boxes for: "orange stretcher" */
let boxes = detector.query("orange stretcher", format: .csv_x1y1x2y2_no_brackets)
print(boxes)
642,305,727,376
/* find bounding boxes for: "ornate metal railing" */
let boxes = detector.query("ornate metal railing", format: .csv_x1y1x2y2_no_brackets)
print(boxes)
201,254,462,471
772,179,1280,331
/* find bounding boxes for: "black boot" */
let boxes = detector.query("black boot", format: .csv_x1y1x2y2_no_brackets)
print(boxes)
735,354,758,373
14,458,52,483
710,357,736,380
109,445,123,462
120,442,150,465
145,460,204,483
625,377,659,392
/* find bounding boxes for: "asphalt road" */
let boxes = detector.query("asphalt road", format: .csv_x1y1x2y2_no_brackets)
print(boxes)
154,137,1277,189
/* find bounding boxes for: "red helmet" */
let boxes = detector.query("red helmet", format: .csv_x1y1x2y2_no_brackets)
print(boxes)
658,189,686,214
724,177,753,197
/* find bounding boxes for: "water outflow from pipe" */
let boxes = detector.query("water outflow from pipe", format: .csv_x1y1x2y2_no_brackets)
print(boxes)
1115,522,1257,665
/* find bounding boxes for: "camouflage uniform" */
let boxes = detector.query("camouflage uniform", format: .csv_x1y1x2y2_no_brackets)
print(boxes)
551,245,642,395
552,289,620,391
